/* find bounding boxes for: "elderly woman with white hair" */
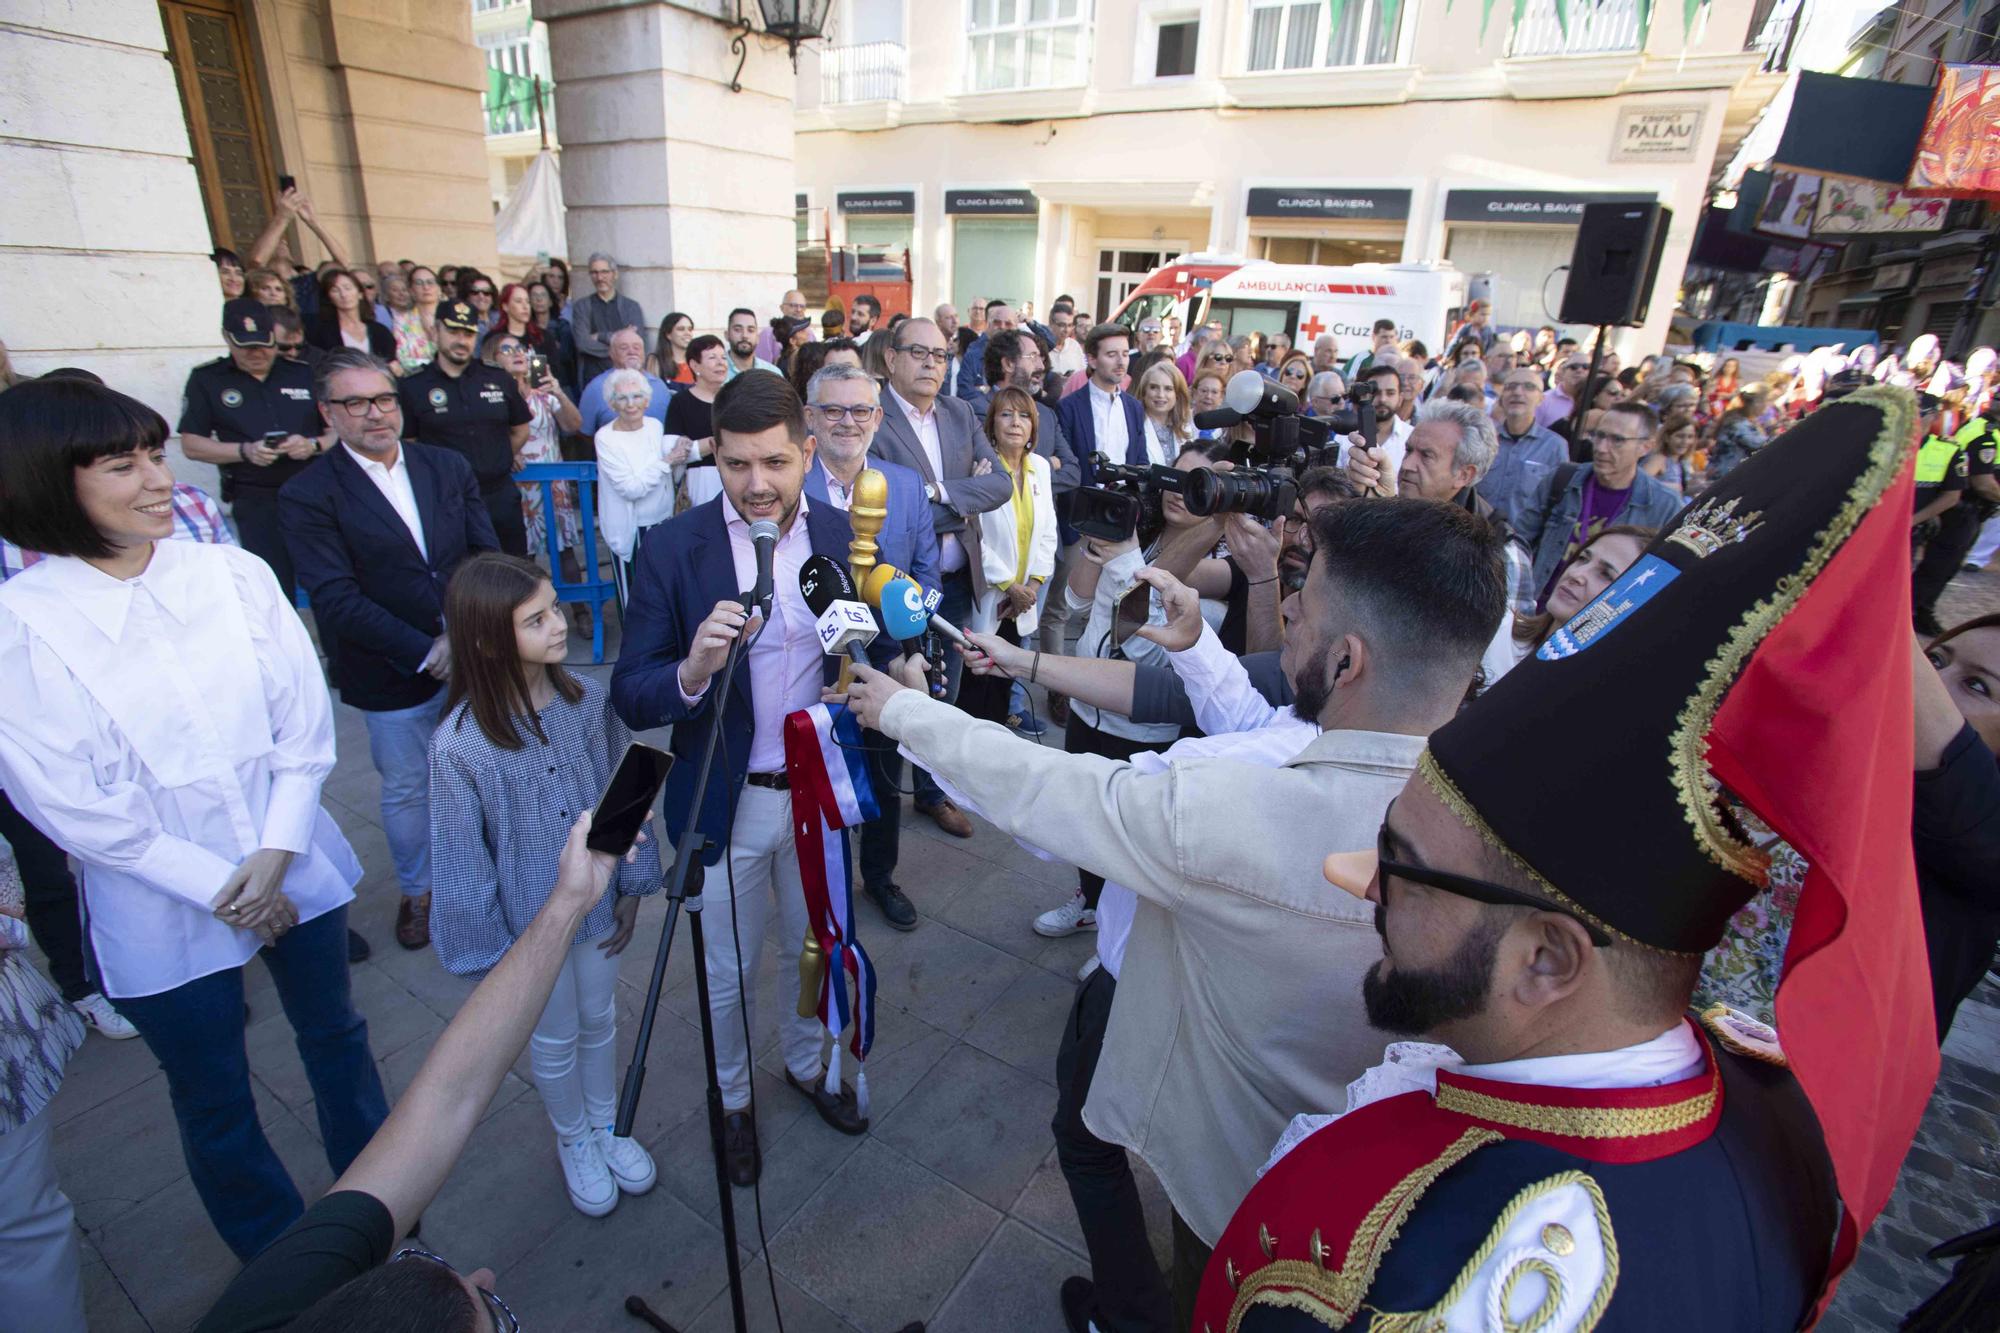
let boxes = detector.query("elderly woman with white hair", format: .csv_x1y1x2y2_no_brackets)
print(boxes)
593,367,685,605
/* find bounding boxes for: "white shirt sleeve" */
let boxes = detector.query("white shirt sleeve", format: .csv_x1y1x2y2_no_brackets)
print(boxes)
232,554,337,855
0,627,237,910
1168,622,1284,736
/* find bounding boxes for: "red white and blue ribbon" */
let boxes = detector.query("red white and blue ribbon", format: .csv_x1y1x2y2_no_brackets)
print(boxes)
783,701,880,1115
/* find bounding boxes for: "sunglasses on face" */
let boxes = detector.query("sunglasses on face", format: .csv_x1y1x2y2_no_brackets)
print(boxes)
394,1247,518,1332
1375,826,1613,946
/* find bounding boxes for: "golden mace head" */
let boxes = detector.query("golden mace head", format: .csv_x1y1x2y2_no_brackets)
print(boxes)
848,467,890,583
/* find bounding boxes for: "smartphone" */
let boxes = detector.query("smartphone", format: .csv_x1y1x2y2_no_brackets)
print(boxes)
1111,580,1154,649
528,353,550,387
586,742,674,855
277,174,296,194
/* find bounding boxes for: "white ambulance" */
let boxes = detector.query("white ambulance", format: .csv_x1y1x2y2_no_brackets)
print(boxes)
1110,254,1469,361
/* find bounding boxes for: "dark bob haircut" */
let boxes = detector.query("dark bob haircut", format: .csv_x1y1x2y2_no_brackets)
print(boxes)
0,377,170,560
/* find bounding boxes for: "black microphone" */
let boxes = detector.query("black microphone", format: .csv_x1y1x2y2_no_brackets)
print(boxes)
799,554,875,663
747,519,780,617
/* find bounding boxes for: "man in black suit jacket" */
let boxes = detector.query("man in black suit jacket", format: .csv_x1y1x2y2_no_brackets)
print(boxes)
281,350,498,950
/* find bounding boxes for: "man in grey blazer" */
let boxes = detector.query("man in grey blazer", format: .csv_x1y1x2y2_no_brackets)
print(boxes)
869,317,1012,837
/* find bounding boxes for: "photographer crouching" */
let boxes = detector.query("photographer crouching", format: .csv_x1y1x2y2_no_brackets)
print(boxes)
844,497,1507,1331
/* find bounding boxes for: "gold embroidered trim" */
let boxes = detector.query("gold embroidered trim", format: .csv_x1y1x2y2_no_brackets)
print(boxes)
1227,1127,1502,1332
1415,750,1687,956
1434,1066,1718,1140
1369,1171,1620,1333
1669,385,1917,880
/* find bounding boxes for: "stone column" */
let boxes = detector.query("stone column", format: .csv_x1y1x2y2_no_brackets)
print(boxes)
537,0,797,336
0,0,219,485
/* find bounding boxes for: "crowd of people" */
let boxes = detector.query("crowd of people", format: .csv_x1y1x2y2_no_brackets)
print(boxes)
0,203,1997,1333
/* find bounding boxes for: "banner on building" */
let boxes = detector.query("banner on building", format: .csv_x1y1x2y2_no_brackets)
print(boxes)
1908,64,2000,197
1245,187,1411,221
1753,170,1822,241
1810,176,1950,236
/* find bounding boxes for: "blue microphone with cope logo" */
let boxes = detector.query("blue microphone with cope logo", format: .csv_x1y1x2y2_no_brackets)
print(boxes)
857,564,968,648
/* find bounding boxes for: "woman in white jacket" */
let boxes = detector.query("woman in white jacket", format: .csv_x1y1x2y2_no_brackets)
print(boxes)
961,385,1058,725
593,367,686,606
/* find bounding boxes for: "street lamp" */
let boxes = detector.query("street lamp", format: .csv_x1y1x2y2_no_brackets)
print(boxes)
731,0,834,91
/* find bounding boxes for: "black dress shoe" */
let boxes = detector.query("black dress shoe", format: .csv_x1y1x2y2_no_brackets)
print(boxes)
785,1067,868,1135
865,881,918,931
722,1110,760,1186
347,929,371,964
1059,1275,1096,1333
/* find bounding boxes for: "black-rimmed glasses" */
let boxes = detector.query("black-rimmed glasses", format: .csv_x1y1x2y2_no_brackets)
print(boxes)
394,1246,519,1332
809,403,880,422
892,345,950,365
330,393,401,417
1376,827,1613,947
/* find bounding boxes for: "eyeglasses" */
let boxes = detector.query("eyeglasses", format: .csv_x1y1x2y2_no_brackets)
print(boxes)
809,403,879,422
470,287,495,299
1313,394,1347,407
276,340,305,357
609,393,649,405
330,393,400,416
1205,352,1232,364
1586,430,1647,447
1376,826,1613,947
496,343,526,357
394,1247,518,1332
893,345,950,364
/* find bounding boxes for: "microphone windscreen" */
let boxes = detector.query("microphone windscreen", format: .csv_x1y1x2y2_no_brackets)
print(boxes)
799,554,855,616
1192,406,1243,430
1223,370,1271,415
749,519,782,544
878,577,930,642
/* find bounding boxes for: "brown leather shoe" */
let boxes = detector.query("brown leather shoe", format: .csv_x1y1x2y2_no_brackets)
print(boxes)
914,797,973,839
396,893,431,950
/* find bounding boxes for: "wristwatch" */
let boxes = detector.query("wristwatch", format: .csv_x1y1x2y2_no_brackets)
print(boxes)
923,482,939,502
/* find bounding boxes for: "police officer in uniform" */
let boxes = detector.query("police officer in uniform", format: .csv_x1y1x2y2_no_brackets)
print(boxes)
1913,407,1999,634
178,297,329,601
397,300,533,555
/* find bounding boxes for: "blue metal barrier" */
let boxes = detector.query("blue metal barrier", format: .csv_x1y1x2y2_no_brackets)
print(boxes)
514,461,619,663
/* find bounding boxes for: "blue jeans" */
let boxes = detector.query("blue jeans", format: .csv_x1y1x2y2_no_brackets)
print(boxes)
364,693,444,898
914,568,975,807
113,906,388,1260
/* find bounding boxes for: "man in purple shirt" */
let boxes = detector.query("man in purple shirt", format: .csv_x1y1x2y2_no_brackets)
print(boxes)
1535,353,1590,432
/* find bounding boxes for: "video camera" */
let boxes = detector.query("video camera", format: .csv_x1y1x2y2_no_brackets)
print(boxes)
1070,370,1374,540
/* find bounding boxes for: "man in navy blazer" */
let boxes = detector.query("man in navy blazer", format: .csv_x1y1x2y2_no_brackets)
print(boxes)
1056,323,1149,493
280,349,498,950
867,318,1012,839
798,361,942,931
610,371,904,1184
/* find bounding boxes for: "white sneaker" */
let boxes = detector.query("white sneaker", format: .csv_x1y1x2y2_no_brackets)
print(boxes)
1077,954,1101,983
557,1133,618,1217
590,1125,657,1195
73,993,139,1040
1034,894,1097,938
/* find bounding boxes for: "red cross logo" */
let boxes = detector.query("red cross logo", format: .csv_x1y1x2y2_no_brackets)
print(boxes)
1299,315,1326,341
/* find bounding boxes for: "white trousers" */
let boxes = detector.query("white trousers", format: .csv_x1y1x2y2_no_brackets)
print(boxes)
705,785,823,1110
529,935,622,1140
1968,512,2000,569
0,1102,86,1333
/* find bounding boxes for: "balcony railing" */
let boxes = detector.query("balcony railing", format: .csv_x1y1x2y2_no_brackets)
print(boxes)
1506,0,1643,58
821,40,907,105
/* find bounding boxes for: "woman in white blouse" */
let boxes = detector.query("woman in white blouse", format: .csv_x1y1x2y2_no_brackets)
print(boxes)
593,367,687,608
1136,359,1195,466
960,386,1057,725
0,379,385,1262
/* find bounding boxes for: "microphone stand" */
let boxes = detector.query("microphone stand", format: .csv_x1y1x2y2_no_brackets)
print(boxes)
617,609,762,1333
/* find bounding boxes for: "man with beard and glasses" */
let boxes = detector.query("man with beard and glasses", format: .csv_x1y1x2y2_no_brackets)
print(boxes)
844,498,1507,1333
1193,389,1940,1333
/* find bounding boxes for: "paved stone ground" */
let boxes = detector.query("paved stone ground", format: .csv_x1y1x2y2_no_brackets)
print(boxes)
38,566,2000,1331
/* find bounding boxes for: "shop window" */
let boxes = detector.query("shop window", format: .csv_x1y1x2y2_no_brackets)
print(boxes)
953,218,1039,316
1245,0,1400,71
966,0,1091,93
1156,19,1198,77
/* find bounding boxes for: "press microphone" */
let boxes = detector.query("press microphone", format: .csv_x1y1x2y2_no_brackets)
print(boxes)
857,563,968,648
876,577,932,643
799,554,875,663
747,519,780,618
1193,369,1296,430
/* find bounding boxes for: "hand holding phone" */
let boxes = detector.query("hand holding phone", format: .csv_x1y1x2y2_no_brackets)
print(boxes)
528,353,550,387
587,743,674,856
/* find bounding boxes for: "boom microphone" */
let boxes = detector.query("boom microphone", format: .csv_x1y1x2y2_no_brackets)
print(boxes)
1193,369,1298,430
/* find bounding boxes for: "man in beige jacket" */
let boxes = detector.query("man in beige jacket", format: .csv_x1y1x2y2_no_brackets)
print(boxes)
846,497,1508,1332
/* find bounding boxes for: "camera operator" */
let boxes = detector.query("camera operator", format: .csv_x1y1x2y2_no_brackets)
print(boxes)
845,498,1507,1330
1333,361,1410,494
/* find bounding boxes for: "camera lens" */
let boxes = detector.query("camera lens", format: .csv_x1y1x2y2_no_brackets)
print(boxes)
1181,467,1295,522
